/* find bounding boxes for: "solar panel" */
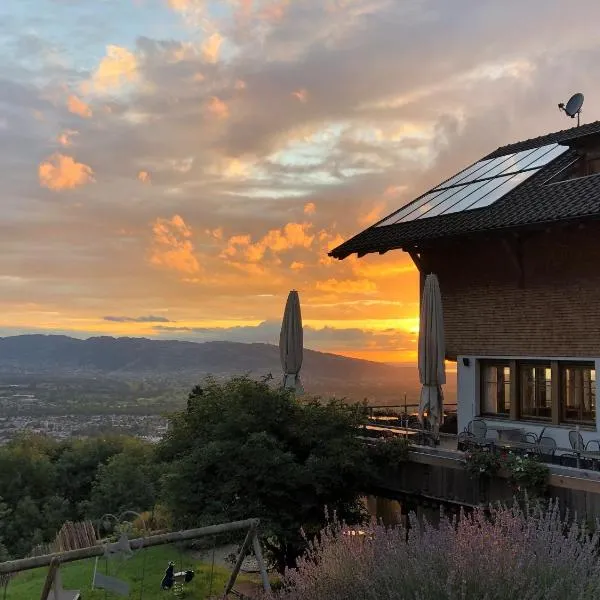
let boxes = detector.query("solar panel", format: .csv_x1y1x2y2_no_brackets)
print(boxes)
376,143,568,227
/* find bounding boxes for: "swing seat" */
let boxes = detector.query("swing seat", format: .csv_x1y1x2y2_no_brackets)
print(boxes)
173,570,194,584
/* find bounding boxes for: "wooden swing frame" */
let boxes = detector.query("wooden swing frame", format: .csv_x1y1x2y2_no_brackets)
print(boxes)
0,518,272,600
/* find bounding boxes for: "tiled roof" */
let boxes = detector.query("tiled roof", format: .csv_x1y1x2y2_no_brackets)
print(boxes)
330,121,600,259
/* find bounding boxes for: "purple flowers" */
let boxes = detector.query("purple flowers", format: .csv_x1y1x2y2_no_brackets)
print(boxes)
266,502,600,600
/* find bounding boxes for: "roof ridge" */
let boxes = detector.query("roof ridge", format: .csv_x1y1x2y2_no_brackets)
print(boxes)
486,120,600,159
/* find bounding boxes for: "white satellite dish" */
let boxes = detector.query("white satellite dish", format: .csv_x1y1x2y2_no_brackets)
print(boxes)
558,93,584,126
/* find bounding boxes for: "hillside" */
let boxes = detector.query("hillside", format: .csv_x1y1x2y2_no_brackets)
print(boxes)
0,335,445,403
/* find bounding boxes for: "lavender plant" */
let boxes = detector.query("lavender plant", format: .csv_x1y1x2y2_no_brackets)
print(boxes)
267,502,600,600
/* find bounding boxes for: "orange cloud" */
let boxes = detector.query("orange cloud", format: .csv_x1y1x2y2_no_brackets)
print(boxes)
89,45,138,93
39,154,94,191
260,0,288,22
315,278,378,295
221,223,314,263
247,222,314,262
67,95,92,118
205,96,229,119
206,227,223,240
150,215,200,275
290,261,304,271
57,130,78,147
138,170,151,183
201,32,223,63
304,202,316,215
292,88,308,103
358,202,386,226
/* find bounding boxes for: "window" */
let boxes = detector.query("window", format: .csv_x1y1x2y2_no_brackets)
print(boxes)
520,364,552,420
561,364,596,424
481,363,511,416
477,359,597,424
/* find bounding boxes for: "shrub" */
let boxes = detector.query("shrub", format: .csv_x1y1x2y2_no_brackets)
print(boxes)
268,502,600,600
464,448,549,499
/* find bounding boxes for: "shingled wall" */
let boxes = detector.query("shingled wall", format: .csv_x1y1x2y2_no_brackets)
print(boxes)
420,221,600,359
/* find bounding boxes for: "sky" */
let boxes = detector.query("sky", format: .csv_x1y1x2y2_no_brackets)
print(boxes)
1,0,600,364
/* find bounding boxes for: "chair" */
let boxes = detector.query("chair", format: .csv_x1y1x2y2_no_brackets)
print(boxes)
569,430,600,451
537,436,557,461
458,418,487,450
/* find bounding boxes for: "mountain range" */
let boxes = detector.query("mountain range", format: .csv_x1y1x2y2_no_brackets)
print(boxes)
0,335,455,403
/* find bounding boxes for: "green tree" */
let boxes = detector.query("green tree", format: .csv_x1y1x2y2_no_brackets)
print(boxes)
88,440,158,517
55,435,133,517
158,376,371,572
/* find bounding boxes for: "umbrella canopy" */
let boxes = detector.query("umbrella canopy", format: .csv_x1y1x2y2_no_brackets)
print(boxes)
418,274,446,439
279,290,304,393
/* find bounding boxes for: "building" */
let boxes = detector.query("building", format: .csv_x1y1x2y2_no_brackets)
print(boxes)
330,121,600,448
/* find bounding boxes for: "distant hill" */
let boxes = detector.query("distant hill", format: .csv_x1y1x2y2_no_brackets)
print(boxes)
0,335,455,404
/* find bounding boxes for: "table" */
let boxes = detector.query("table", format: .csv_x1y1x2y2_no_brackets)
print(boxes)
489,439,539,454
365,425,419,438
555,446,600,470
487,425,525,442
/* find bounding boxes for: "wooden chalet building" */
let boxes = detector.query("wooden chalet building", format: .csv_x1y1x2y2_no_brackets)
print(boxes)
330,122,600,447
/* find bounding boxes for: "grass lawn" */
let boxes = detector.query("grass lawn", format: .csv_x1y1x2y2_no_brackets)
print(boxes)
3,544,250,599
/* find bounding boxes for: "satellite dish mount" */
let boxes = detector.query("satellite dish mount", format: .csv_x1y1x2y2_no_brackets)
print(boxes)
558,92,584,127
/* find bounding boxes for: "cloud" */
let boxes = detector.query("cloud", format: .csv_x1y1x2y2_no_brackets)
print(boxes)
38,154,94,191
88,45,138,93
222,222,315,263
153,319,413,352
67,95,93,119
315,278,377,295
103,315,174,323
138,170,151,183
201,32,223,63
58,130,78,147
291,88,308,103
205,96,229,119
304,202,316,215
149,215,201,275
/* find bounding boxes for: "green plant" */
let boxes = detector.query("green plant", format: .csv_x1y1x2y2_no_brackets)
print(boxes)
367,437,410,468
464,447,501,478
464,448,549,500
502,452,549,500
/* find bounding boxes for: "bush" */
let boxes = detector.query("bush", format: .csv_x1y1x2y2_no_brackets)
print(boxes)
268,502,600,600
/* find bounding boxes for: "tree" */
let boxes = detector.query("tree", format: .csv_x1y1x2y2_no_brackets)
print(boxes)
88,440,158,518
158,376,372,572
55,435,133,518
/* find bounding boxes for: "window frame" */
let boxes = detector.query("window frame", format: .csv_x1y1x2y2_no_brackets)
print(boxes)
518,362,553,421
560,361,596,426
479,361,511,418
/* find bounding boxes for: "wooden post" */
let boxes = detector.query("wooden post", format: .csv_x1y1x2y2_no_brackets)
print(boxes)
222,527,254,596
551,361,560,425
252,531,272,596
509,360,519,421
39,558,59,600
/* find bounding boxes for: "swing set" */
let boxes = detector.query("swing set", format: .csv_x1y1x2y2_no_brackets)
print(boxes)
0,518,271,600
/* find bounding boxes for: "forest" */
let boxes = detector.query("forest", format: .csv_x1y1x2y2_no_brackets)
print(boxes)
0,376,405,571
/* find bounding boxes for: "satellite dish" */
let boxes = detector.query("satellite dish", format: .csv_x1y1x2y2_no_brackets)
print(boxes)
558,93,584,126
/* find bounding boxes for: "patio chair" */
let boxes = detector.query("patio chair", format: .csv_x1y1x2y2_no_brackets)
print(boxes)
537,436,557,462
569,430,600,451
458,418,487,450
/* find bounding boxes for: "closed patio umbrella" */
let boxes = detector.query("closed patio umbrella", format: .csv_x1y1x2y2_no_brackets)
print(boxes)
418,274,446,441
279,290,304,393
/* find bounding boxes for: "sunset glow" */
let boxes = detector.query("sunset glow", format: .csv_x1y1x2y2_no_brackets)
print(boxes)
2,1,600,363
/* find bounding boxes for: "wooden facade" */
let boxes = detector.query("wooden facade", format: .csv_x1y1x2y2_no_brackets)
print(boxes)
412,220,600,360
